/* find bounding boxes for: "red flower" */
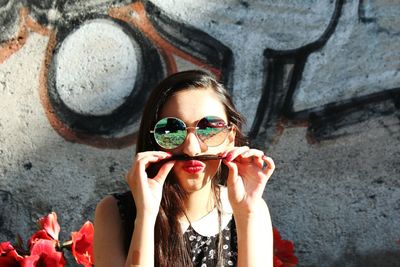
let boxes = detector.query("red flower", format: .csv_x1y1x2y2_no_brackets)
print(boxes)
273,228,298,267
1,212,94,267
37,212,60,241
273,256,283,267
70,221,94,267
22,239,65,267
28,230,52,250
1,242,14,255
0,242,24,267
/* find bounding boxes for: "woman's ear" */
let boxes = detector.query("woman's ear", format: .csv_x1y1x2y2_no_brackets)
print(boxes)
227,126,236,147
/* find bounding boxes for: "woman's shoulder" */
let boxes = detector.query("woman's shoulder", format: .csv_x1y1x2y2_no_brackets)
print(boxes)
95,195,122,228
95,195,119,215
94,196,122,243
95,192,136,255
94,195,129,265
95,192,135,222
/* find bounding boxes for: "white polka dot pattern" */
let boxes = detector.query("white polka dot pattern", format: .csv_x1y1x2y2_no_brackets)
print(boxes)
184,218,238,266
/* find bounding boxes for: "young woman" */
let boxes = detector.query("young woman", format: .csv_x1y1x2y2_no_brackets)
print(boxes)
94,70,275,267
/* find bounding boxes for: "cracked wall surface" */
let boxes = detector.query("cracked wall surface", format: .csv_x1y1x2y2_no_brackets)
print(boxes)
0,1,399,266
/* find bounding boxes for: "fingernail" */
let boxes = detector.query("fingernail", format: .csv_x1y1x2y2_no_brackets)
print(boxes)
219,151,228,158
226,153,233,162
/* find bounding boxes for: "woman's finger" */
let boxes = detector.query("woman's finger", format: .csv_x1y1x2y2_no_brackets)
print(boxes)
135,151,171,162
126,154,171,183
152,161,176,185
136,153,172,170
226,147,267,170
135,151,172,162
237,149,265,166
262,156,275,177
223,159,250,206
137,155,173,179
225,146,250,163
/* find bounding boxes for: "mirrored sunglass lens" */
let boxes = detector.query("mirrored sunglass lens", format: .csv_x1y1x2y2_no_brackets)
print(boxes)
197,116,229,146
154,118,187,149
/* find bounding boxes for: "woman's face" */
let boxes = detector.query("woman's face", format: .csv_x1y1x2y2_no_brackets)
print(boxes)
159,88,235,193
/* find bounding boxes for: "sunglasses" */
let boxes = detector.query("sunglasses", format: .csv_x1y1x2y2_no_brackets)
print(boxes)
150,116,232,149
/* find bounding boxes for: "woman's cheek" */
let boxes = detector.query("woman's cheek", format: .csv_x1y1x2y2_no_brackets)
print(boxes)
204,161,220,177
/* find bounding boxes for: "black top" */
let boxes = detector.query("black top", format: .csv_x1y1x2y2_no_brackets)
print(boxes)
113,191,238,267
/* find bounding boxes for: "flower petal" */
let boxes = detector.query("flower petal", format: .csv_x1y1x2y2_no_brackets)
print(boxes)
38,212,60,241
273,228,298,266
0,242,14,255
21,255,40,267
28,230,52,250
0,244,24,267
26,239,65,267
71,221,94,267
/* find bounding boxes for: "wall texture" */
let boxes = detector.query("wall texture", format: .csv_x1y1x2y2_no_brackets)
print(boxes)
1,0,399,266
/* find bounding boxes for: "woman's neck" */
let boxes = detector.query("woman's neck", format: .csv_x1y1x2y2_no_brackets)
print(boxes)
183,182,216,223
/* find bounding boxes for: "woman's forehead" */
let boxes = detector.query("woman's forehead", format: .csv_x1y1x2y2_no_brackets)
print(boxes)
160,88,227,122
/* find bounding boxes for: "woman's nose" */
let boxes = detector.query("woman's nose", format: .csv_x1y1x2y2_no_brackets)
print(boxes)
181,131,206,156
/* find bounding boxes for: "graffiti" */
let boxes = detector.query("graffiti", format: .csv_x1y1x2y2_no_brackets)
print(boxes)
0,0,232,148
42,14,165,148
249,0,344,144
249,0,400,145
0,6,51,63
3,1,398,148
1,1,400,266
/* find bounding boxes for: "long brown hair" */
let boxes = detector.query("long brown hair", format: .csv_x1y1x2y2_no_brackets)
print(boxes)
136,70,246,266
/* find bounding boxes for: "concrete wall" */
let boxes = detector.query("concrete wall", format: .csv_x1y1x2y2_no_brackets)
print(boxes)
1,0,399,266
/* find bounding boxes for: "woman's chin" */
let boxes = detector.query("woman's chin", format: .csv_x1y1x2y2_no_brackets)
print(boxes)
177,176,212,193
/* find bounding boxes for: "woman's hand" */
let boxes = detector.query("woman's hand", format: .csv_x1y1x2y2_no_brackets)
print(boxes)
125,151,175,220
222,146,275,217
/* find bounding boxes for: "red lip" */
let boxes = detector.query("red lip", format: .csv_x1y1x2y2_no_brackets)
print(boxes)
182,160,205,174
